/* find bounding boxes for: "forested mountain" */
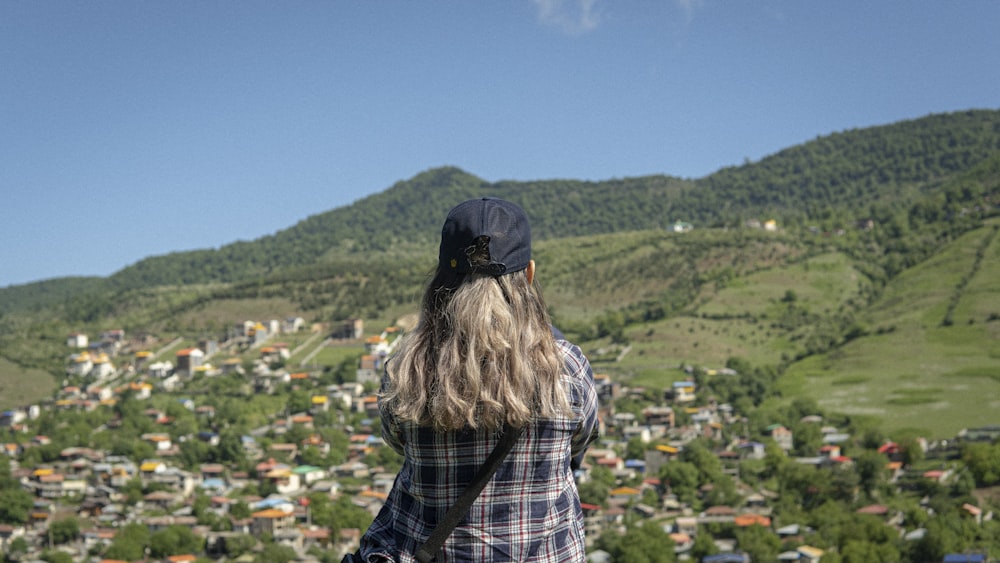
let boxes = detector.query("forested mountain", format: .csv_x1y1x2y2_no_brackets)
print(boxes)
1,109,999,384
2,109,1000,563
3,109,997,311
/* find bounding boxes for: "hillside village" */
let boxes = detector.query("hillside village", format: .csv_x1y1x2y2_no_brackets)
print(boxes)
1,319,998,563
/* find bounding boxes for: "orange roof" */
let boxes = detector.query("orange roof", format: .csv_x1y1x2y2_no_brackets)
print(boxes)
252,508,290,519
610,486,640,496
290,372,309,379
735,514,771,527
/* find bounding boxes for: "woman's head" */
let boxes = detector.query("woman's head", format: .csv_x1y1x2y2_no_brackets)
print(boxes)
438,197,532,277
384,197,570,431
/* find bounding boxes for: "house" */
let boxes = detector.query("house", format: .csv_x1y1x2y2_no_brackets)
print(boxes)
67,333,89,348
923,469,952,483
284,317,305,333
198,339,218,357
356,354,380,384
670,220,693,233
139,460,166,476
0,410,26,428
246,322,269,344
133,350,153,368
144,490,178,510
221,357,244,375
148,361,173,378
142,433,173,451
333,318,364,340
175,348,204,375
263,467,302,495
737,441,766,460
771,425,794,451
942,554,988,563
293,465,327,486
959,425,1000,443
643,406,675,428
89,353,116,379
67,352,94,377
251,508,296,536
856,504,889,516
311,395,329,413
703,554,751,563
671,380,696,403
734,514,771,528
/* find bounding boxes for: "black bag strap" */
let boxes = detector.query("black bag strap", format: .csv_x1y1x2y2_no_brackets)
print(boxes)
414,424,524,563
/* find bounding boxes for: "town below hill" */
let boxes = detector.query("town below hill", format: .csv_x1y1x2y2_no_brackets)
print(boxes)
1,317,999,563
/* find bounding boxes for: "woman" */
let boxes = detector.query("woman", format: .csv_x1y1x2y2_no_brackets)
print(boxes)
357,197,600,562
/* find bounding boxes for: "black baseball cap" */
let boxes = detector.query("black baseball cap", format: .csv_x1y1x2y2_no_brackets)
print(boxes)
439,197,531,276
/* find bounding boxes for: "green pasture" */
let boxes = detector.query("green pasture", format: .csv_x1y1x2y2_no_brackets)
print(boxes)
777,225,1000,438
307,343,366,370
0,357,57,410
696,251,867,318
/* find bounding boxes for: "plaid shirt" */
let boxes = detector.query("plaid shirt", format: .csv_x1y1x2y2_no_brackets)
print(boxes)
359,339,600,562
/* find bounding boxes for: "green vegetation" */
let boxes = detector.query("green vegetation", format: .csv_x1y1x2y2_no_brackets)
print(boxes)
2,108,1000,436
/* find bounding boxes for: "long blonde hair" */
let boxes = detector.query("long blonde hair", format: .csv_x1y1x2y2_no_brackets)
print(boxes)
383,241,570,432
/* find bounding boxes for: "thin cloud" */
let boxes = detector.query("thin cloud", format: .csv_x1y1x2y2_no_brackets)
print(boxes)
674,0,704,26
532,0,602,35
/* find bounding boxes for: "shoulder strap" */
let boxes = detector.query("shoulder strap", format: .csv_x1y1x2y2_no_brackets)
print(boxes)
414,424,524,563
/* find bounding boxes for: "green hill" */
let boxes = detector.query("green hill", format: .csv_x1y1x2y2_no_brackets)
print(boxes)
1,108,999,438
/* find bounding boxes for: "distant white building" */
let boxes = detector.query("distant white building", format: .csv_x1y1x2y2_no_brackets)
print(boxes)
67,353,93,377
90,353,115,379
67,333,88,348
284,317,305,333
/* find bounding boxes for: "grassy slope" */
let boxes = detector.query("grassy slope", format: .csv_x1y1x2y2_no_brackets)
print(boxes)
2,221,997,440
594,246,868,383
0,357,58,408
776,219,1000,438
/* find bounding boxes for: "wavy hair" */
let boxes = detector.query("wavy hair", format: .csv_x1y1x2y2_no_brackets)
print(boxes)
383,239,570,431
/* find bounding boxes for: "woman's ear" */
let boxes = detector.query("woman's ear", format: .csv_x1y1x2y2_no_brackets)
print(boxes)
526,260,535,284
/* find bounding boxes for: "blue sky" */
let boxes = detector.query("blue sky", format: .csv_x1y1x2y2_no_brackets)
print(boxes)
2,1,999,288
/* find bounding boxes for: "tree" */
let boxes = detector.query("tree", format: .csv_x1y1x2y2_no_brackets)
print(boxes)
841,539,901,563
611,521,677,563
660,461,700,506
48,517,80,544
230,500,251,520
0,487,33,525
735,523,781,562
855,450,887,496
149,525,204,558
103,522,151,561
256,542,297,563
690,528,718,561
577,479,610,508
40,551,74,563
625,436,647,461
6,536,29,560
961,442,1000,486
222,533,257,558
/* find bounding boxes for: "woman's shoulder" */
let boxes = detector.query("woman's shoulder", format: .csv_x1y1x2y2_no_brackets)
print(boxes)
554,339,590,375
